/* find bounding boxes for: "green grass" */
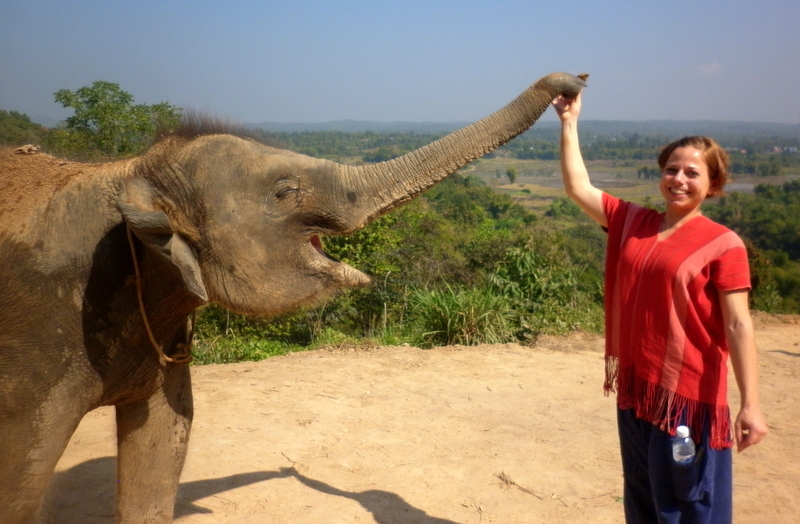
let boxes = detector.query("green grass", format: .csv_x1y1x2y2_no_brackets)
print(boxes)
191,334,303,365
410,283,514,348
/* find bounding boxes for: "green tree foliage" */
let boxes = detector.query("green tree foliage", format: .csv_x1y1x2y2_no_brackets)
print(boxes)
637,166,660,179
582,133,666,161
502,139,559,160
363,146,404,162
0,110,46,145
545,197,582,218
705,181,800,312
194,167,606,359
186,127,800,361
253,126,800,171
251,130,443,162
425,173,535,227
498,132,668,161
497,129,800,174
48,81,181,157
506,167,518,184
729,150,784,177
709,181,800,258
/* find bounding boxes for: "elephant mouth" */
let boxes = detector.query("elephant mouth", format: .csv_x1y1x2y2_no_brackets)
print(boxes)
310,234,340,263
310,235,324,254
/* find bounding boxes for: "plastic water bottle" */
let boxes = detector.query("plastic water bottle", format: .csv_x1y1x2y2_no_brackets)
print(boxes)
672,425,696,464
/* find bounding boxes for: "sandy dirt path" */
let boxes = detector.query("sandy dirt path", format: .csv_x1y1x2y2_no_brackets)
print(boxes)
43,313,800,523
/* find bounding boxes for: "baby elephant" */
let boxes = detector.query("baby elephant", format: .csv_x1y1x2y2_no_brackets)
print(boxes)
0,71,586,523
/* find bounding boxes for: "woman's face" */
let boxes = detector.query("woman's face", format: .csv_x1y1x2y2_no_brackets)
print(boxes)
660,146,710,217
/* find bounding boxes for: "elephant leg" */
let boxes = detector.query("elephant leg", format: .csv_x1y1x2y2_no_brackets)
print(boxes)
0,397,85,523
116,364,193,524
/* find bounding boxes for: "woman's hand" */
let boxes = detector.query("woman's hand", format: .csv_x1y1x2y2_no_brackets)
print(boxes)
553,90,583,123
734,404,768,452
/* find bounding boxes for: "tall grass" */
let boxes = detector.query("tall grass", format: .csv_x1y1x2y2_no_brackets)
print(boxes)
487,245,604,340
192,335,300,365
191,304,308,365
410,284,514,348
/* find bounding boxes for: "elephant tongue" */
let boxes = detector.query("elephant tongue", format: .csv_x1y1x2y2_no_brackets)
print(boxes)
311,235,343,263
310,235,324,254
309,235,328,257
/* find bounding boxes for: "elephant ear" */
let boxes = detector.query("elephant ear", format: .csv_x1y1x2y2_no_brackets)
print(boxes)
117,177,209,303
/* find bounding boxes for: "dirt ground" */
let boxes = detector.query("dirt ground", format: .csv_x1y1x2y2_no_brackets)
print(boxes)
44,312,800,523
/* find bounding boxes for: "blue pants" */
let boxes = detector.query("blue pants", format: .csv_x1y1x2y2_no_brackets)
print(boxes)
617,408,732,524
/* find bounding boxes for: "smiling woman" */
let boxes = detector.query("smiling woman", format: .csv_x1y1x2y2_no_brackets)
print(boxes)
553,91,768,524
657,135,731,233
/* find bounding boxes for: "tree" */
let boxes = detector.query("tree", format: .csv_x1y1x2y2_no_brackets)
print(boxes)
637,166,660,179
506,167,518,184
52,81,180,157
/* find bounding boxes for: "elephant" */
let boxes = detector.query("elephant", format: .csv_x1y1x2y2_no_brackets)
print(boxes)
0,71,586,523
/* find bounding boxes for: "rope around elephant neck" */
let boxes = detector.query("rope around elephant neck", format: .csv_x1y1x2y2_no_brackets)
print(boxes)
126,225,194,366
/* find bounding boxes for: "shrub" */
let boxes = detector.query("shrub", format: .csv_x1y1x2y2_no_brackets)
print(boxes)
488,245,604,340
410,284,514,348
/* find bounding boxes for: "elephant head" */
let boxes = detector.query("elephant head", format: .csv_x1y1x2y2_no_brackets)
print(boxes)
118,72,586,317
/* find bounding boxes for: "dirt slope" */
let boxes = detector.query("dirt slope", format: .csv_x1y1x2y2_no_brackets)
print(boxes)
44,312,800,523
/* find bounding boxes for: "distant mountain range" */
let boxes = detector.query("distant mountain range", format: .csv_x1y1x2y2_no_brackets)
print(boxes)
571,120,800,139
249,120,471,133
30,113,799,139
250,119,800,139
31,114,62,128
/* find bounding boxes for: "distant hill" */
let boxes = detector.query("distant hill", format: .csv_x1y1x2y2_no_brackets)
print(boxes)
30,114,62,128
573,120,800,140
8,111,798,143
250,120,470,134
251,119,800,140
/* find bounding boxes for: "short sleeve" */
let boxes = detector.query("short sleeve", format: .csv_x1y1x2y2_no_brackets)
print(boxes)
711,240,751,292
602,192,622,225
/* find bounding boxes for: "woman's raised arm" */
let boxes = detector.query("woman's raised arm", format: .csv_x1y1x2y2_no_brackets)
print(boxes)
553,92,607,227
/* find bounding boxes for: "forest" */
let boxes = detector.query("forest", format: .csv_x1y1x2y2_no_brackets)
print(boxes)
2,87,800,362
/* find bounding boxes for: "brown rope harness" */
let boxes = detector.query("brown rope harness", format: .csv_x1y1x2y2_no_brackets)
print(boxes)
126,225,194,366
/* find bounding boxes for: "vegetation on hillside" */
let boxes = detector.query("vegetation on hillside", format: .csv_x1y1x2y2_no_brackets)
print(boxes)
194,173,607,362
705,181,800,312
0,110,46,145
250,126,800,178
48,81,181,158
1,82,181,159
3,82,799,363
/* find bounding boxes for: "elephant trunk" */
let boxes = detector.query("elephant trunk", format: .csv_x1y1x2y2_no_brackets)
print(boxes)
335,72,587,232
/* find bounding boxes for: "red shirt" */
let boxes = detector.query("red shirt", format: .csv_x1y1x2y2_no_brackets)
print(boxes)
603,193,751,449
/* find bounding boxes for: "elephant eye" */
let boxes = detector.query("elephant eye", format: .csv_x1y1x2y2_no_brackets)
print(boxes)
272,177,301,202
275,186,298,200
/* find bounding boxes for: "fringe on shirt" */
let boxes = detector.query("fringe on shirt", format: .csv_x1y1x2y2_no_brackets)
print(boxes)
604,356,733,450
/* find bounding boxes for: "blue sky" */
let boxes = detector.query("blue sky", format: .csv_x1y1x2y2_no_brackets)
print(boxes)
2,0,798,125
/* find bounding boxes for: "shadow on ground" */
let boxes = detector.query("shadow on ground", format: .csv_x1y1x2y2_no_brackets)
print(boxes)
769,349,800,358
42,458,457,524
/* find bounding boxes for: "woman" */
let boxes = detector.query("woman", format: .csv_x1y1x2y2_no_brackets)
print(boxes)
553,91,767,523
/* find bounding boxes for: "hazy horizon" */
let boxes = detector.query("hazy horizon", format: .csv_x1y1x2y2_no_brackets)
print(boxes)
2,1,799,126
